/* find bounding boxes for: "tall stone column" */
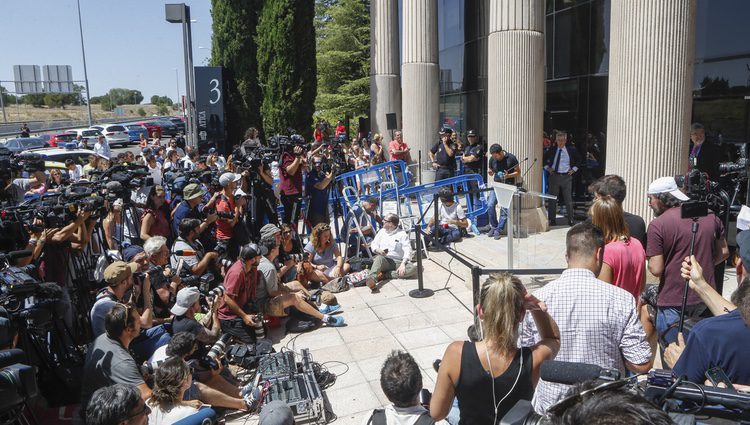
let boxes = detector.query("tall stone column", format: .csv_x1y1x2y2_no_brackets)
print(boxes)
402,0,439,182
606,0,696,221
370,0,401,145
487,0,546,229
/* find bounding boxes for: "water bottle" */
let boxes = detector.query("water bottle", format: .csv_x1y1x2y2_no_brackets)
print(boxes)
254,313,265,340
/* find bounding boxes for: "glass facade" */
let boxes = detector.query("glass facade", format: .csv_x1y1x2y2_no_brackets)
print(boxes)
428,0,750,164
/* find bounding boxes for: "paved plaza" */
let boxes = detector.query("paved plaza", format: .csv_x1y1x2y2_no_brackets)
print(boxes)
226,227,740,424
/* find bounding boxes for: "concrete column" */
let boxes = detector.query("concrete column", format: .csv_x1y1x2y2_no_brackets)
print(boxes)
370,0,401,145
606,0,696,221
402,0,439,182
487,0,546,229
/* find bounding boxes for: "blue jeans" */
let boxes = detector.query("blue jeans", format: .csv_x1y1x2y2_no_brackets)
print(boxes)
655,307,681,347
173,407,218,425
131,324,171,363
447,398,460,425
428,225,461,246
486,190,508,231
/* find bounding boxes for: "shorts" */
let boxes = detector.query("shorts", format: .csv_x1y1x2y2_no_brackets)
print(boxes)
263,296,287,317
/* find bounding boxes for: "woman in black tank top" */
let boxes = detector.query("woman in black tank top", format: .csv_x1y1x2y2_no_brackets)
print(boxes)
429,273,561,424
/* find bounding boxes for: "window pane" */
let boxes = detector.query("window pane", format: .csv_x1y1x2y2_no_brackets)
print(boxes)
695,0,750,61
589,0,610,75
553,6,591,78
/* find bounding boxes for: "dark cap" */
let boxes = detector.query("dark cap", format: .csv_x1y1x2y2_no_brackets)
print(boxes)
439,127,453,135
737,230,750,272
467,130,477,137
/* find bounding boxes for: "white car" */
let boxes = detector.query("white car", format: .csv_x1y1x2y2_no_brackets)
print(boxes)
91,124,130,148
70,128,103,144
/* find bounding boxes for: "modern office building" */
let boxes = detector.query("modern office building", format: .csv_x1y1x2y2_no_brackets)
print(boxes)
371,0,750,220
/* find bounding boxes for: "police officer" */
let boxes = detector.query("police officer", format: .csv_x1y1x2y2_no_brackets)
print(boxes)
430,127,456,181
462,130,485,207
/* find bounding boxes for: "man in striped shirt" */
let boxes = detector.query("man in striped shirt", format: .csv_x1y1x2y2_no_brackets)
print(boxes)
520,222,653,414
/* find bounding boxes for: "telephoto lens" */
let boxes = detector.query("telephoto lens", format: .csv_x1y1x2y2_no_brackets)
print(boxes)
207,286,225,300
204,333,232,369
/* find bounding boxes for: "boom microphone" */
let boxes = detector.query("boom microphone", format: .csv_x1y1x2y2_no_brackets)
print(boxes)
540,361,620,385
0,250,32,260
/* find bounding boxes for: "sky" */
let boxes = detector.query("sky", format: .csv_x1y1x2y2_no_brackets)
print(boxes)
0,0,213,102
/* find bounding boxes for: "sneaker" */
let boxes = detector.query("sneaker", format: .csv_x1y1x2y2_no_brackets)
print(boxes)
487,229,497,237
325,315,345,327
240,382,256,398
319,304,341,314
478,224,492,233
243,387,262,412
494,232,502,240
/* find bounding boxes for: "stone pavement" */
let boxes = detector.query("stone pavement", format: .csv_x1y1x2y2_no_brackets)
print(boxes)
226,225,739,424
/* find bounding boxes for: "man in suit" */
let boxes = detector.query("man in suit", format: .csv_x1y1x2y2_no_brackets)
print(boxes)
544,131,580,226
689,122,722,181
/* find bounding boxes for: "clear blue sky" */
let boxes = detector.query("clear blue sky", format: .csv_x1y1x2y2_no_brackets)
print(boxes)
0,0,212,102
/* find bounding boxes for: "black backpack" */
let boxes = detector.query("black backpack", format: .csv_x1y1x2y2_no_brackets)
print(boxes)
367,409,433,425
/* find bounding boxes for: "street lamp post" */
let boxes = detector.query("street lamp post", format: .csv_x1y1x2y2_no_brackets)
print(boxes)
166,3,196,148
76,0,93,127
174,68,180,114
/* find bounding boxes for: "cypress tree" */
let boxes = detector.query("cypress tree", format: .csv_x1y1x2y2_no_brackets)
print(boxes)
210,0,263,146
257,0,317,139
315,0,370,136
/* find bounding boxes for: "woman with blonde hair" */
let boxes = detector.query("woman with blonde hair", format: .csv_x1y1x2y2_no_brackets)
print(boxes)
431,273,560,424
589,196,646,299
370,134,385,165
303,223,350,283
147,356,203,424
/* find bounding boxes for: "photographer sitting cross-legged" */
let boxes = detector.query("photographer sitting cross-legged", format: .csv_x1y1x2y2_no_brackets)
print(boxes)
143,236,182,321
170,219,220,281
218,244,264,343
424,187,468,248
258,237,345,326
89,261,170,363
170,287,221,345
363,214,416,293
305,223,351,284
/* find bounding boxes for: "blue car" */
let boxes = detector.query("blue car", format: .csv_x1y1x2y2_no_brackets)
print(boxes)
124,124,149,142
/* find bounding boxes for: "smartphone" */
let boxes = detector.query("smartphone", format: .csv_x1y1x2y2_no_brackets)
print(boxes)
705,366,735,390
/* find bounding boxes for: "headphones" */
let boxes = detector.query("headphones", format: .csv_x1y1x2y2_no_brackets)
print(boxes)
239,243,260,261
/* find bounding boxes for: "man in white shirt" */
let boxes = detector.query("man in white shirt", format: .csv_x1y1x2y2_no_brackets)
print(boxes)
365,214,416,292
65,159,83,182
145,154,163,186
425,187,468,247
93,135,111,159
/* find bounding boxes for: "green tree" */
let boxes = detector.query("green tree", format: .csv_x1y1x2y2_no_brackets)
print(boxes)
211,0,264,144
315,0,370,136
137,107,147,117
107,88,143,106
150,95,174,106
22,93,46,107
43,93,68,108
0,85,17,106
89,96,104,104
150,95,160,105
157,104,170,115
100,97,112,111
257,0,317,138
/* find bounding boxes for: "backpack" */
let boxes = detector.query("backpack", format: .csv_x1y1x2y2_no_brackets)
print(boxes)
226,340,275,370
285,308,322,333
367,409,433,425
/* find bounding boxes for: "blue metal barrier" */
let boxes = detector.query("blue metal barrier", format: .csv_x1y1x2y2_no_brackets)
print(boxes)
392,174,488,228
333,160,409,205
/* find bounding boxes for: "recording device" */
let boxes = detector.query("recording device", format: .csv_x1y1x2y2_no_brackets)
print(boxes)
502,360,750,424
419,389,431,409
201,333,231,370
206,286,224,301
280,252,304,263
705,366,735,391
719,144,749,175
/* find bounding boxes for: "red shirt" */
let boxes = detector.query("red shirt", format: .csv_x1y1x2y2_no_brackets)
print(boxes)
279,151,303,195
335,125,346,137
389,139,409,161
603,238,646,300
215,195,235,240
218,261,258,320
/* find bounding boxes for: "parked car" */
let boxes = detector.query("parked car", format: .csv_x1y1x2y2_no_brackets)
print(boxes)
166,116,186,134
123,123,149,142
70,128,103,145
23,146,106,173
44,132,78,148
91,124,130,148
153,119,179,137
1,137,48,153
133,121,163,140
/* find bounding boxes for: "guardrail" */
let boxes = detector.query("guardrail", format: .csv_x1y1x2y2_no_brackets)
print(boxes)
0,117,150,139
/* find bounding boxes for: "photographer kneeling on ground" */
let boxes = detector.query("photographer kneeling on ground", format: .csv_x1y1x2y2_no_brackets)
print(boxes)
86,384,150,425
90,261,170,362
663,254,750,386
171,218,220,281
81,303,152,415
148,332,257,411
363,213,416,293
362,350,448,425
258,237,345,326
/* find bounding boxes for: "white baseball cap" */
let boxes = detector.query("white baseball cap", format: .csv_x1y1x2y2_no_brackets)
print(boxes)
647,176,690,201
171,287,200,316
